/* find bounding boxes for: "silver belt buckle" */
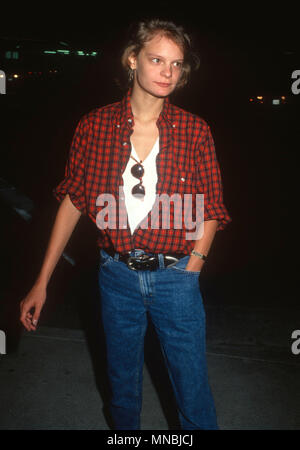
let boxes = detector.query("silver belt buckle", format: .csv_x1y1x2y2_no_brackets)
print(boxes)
164,255,179,267
127,256,138,270
127,254,156,271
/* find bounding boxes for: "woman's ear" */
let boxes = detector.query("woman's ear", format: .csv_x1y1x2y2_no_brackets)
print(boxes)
128,52,137,70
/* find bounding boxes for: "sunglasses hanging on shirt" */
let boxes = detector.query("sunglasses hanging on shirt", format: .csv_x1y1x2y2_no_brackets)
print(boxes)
130,155,145,199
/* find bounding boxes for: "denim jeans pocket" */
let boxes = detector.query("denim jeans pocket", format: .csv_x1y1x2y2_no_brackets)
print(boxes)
99,248,114,268
167,255,201,275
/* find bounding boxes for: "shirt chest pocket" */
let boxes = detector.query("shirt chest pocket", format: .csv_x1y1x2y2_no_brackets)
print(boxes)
167,165,197,196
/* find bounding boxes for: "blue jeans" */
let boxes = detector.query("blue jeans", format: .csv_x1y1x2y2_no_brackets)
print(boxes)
98,248,219,430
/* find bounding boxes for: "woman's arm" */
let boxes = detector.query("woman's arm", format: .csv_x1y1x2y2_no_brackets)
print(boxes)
20,194,82,331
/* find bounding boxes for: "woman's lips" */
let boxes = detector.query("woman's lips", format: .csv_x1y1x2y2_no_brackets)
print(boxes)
155,82,171,87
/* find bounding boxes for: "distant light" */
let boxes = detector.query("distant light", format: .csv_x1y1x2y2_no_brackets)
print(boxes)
281,96,286,100
272,99,280,105
44,50,56,54
5,51,19,59
257,96,263,100
57,50,70,55
0,74,4,78
13,74,19,78
91,51,97,56
77,51,85,56
249,98,253,102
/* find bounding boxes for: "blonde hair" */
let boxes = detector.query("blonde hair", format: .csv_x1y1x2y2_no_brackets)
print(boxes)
120,18,200,89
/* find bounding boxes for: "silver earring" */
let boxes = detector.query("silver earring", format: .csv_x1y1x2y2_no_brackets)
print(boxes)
129,69,134,82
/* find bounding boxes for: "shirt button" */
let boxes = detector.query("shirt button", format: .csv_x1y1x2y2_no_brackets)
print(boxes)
128,118,132,123
116,124,120,128
172,124,176,128
181,177,185,182
123,142,128,146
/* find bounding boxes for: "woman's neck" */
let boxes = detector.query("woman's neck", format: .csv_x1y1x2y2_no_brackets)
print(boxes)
130,85,165,123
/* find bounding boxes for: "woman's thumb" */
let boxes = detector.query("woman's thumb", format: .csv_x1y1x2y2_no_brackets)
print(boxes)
32,305,42,326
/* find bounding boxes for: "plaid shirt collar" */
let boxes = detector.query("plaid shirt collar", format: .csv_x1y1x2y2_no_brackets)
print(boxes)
115,88,175,129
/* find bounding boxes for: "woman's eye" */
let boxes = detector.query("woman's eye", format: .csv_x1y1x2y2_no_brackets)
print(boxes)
152,58,160,63
173,61,182,68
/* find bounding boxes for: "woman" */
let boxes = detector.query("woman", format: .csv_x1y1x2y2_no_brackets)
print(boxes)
20,18,231,430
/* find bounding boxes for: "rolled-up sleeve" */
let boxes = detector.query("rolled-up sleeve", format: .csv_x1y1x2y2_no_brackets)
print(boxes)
196,124,231,230
52,116,90,215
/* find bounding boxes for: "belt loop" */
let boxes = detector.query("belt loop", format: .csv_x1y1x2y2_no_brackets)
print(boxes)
158,253,165,269
114,252,120,262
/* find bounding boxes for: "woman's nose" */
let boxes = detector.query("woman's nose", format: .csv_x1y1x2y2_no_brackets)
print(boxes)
161,65,172,78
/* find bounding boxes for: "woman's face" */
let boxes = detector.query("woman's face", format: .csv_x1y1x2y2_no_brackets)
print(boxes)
129,33,184,98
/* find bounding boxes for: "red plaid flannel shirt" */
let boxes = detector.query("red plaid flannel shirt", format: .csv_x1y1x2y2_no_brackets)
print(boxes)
53,89,231,254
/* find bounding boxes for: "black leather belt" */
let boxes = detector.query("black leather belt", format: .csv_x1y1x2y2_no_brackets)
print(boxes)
104,247,187,271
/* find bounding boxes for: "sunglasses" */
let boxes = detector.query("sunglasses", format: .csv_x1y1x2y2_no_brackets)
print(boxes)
130,155,145,199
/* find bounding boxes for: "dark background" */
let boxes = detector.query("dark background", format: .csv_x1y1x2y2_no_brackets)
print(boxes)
0,3,296,348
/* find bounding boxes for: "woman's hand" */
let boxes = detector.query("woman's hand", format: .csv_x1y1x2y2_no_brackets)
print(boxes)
185,254,205,272
19,194,82,332
20,283,47,331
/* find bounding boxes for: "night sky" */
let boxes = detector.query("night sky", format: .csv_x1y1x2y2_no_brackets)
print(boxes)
1,2,298,52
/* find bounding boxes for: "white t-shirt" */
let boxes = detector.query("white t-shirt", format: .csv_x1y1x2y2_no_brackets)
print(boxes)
122,138,159,234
